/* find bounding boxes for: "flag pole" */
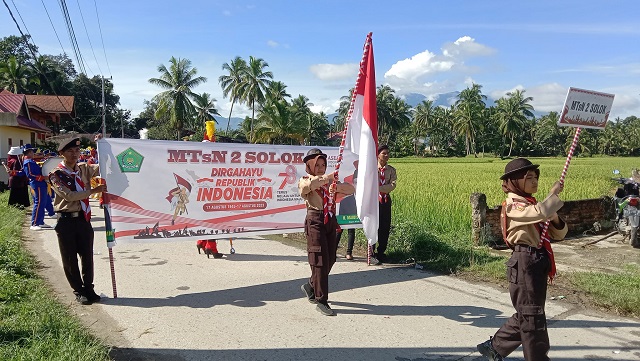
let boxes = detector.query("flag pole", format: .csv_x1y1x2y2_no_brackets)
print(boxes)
330,32,374,264
97,141,118,298
539,126,581,281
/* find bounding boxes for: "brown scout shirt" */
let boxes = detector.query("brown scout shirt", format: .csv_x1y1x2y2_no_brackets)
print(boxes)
49,163,100,212
378,164,397,195
298,173,355,211
504,191,568,248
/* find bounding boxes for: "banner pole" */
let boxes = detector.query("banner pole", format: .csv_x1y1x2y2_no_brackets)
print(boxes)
97,141,118,298
539,127,582,257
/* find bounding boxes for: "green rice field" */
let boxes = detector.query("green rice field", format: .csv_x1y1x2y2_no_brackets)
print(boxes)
361,156,640,273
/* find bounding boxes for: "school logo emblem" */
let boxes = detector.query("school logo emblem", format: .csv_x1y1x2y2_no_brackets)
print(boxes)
117,148,144,173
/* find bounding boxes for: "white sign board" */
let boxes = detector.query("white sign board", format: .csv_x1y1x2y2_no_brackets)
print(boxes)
558,87,615,129
97,139,361,244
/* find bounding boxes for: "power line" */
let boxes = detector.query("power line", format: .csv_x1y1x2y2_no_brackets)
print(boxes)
9,0,33,45
1,0,93,135
58,0,90,75
75,0,102,75
93,0,111,77
40,0,68,56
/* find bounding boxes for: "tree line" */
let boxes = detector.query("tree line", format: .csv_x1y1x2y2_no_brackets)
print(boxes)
0,35,138,139
3,34,640,157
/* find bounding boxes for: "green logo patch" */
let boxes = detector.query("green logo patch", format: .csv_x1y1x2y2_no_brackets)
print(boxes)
116,148,144,173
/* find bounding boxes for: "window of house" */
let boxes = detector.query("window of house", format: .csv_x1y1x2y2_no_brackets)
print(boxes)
8,138,12,147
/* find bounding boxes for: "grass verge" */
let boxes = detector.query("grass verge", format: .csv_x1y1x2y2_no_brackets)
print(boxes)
566,264,640,318
0,192,110,361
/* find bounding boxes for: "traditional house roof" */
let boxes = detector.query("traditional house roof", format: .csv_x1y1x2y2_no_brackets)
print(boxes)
0,93,30,118
0,92,50,132
25,94,74,116
17,115,51,132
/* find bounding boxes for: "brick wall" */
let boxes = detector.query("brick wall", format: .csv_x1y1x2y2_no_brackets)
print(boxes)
471,193,616,246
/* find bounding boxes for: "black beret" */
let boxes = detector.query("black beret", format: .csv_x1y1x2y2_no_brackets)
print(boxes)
58,138,81,152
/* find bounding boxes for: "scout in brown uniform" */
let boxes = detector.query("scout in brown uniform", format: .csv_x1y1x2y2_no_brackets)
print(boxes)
477,158,567,361
48,137,107,305
298,148,354,316
372,144,397,263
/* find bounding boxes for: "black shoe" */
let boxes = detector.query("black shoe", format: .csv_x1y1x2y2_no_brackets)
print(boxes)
75,294,91,305
213,252,224,259
316,302,335,316
477,338,503,361
86,290,102,303
377,253,388,263
301,283,317,303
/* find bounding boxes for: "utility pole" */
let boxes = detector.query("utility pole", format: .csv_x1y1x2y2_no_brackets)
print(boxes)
101,75,106,138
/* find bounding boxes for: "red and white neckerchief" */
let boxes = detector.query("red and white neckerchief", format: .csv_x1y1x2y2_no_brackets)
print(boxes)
315,184,333,224
379,166,388,203
522,196,557,282
59,162,91,222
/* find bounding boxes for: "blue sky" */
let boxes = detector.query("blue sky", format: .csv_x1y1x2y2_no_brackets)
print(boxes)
2,0,640,120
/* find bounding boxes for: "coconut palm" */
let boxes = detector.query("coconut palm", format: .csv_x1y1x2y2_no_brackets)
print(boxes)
495,89,534,157
240,56,273,143
266,81,290,103
254,99,304,144
291,95,314,144
219,56,248,133
190,92,220,136
0,56,38,93
149,57,207,140
454,84,487,156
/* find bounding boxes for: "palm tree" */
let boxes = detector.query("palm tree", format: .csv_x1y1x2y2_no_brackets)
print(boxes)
240,56,273,142
191,92,220,136
0,56,38,93
454,84,487,156
254,100,305,144
219,56,248,133
266,81,291,103
291,95,314,144
149,57,207,140
495,89,534,157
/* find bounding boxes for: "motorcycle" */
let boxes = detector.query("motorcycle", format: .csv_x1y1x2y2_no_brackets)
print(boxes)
612,169,640,248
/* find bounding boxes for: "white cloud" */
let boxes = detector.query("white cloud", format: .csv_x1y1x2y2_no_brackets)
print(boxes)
309,63,359,81
385,50,454,81
267,40,279,48
490,84,526,100
442,36,496,58
383,36,495,97
522,83,567,113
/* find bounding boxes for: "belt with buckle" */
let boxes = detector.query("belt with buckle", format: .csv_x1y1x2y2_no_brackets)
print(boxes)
58,211,83,218
513,244,543,253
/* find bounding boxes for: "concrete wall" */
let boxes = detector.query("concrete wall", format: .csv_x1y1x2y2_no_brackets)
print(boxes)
470,193,617,246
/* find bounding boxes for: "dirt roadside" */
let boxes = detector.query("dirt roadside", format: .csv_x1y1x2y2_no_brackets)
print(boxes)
461,232,640,319
23,226,640,361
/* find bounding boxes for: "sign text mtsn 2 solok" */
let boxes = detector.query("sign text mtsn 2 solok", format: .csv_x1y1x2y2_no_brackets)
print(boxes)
97,139,360,244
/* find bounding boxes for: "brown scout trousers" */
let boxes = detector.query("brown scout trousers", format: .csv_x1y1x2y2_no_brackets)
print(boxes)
492,245,551,360
304,209,338,304
54,215,96,296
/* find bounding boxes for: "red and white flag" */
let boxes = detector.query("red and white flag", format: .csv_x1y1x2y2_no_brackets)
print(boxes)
345,34,379,246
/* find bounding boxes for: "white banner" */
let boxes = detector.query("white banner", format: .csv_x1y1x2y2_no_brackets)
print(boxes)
558,87,615,129
97,139,361,244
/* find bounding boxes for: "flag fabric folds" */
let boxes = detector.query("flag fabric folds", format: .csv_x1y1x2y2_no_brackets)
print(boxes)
344,34,379,246
165,173,192,203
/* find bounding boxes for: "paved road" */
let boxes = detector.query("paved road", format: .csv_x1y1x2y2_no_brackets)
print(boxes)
27,202,640,361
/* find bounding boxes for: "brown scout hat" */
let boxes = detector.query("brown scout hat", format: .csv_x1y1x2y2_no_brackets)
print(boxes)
58,138,81,152
303,148,327,163
500,158,539,180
